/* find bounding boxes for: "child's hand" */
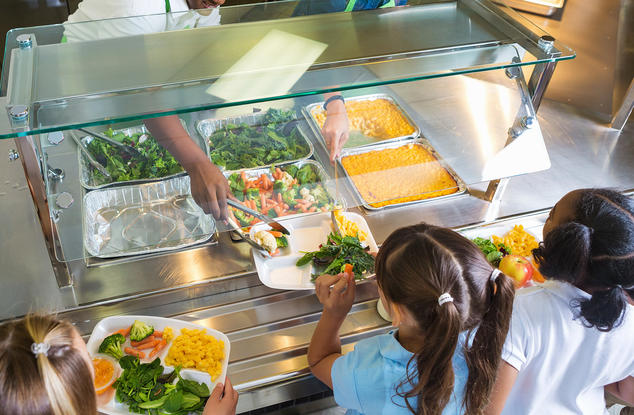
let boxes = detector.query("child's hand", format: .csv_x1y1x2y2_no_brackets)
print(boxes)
314,272,356,319
203,377,239,415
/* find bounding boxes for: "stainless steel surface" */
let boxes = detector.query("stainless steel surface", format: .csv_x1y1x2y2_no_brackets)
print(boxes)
227,199,290,236
69,131,111,179
303,94,419,153
76,120,200,190
196,111,314,174
83,176,216,258
338,138,467,211
612,78,634,131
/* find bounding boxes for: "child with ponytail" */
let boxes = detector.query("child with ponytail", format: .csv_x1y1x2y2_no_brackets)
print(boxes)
0,314,238,415
487,188,634,414
308,223,516,415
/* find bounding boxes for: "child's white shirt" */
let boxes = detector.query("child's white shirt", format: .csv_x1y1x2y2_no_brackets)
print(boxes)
501,280,634,415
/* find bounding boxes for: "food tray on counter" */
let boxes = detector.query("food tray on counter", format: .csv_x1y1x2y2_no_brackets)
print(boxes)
196,108,314,174
338,138,467,210
87,315,230,415
225,160,345,227
250,212,378,290
79,119,205,190
303,93,420,152
83,176,216,258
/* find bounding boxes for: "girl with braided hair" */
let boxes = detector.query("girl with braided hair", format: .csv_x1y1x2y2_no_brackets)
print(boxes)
308,223,516,415
487,189,634,415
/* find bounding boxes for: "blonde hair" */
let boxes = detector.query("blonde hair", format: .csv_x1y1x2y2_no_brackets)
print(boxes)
0,314,97,415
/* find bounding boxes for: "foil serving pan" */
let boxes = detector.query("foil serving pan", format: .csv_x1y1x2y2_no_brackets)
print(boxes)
196,111,314,174
79,119,206,190
83,176,215,258
338,138,467,211
224,160,345,222
303,93,420,153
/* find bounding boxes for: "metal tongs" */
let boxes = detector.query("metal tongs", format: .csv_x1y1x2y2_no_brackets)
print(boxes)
78,127,144,158
225,215,272,258
69,131,111,179
227,199,290,235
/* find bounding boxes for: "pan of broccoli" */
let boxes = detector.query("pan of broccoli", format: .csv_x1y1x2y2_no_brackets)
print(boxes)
78,120,208,190
197,108,313,173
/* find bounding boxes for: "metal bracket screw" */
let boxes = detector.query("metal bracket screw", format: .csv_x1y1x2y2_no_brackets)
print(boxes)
8,149,20,161
508,127,523,138
16,34,33,49
56,192,74,209
537,35,555,53
9,105,29,121
505,66,520,79
521,116,535,129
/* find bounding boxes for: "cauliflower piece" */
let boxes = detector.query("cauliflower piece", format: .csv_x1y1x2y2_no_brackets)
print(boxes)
253,230,277,253
299,187,315,202
280,172,294,187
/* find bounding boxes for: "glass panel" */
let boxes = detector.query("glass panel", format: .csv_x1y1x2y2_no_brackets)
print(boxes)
1,0,573,140
42,67,548,261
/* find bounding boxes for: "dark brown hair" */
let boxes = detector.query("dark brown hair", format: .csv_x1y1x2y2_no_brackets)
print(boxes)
533,188,634,331
0,314,97,415
376,224,515,415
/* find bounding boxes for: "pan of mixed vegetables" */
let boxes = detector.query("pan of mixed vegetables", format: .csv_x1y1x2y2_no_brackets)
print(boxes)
79,121,207,190
197,108,313,172
226,161,342,227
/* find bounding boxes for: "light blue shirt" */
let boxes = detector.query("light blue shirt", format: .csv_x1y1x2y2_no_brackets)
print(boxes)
331,330,469,415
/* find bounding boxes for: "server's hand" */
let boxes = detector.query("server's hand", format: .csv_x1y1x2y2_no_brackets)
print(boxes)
322,99,349,163
189,161,230,221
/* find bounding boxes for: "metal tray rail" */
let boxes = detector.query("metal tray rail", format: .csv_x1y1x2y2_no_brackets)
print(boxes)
83,176,216,258
196,111,314,174
303,93,420,154
224,159,345,222
79,119,204,190
338,138,467,211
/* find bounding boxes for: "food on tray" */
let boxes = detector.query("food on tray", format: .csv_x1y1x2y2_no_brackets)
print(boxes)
341,143,459,208
311,98,415,139
130,320,154,342
92,356,118,395
296,232,375,281
114,356,211,414
98,333,126,360
208,108,310,170
333,209,367,242
499,255,534,288
472,237,511,267
227,164,337,226
165,328,225,381
253,229,288,255
86,128,183,184
492,225,539,257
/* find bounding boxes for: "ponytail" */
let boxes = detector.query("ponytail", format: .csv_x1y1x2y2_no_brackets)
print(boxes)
574,286,629,332
0,314,97,415
533,222,593,283
463,272,515,414
397,302,462,415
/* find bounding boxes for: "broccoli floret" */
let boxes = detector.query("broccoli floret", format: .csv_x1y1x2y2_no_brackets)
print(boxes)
276,236,288,248
98,333,125,360
284,165,299,178
246,187,260,199
282,188,298,207
273,180,287,192
129,320,154,342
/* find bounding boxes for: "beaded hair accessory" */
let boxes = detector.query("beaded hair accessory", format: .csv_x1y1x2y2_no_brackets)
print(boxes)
438,293,454,306
31,342,50,357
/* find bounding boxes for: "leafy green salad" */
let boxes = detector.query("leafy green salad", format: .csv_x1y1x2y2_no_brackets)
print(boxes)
86,129,182,184
208,108,310,171
297,232,375,282
472,237,512,266
114,355,211,415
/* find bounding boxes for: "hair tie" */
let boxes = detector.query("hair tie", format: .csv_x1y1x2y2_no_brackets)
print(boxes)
31,342,50,357
438,292,454,306
490,268,501,284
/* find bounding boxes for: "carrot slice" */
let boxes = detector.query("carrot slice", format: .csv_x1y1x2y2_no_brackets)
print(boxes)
241,171,248,184
130,335,155,347
271,248,280,256
308,206,317,212
268,230,283,238
274,206,282,216
136,340,160,350
260,194,267,209
112,327,131,337
277,193,283,203
152,331,162,338
344,263,354,274
149,339,167,359
124,347,146,359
